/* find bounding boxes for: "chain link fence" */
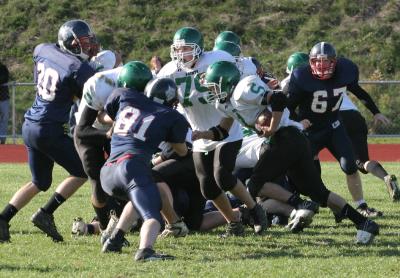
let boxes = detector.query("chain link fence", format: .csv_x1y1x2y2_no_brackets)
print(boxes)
1,80,400,144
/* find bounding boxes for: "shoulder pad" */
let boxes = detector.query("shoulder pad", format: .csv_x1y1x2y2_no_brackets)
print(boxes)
334,57,359,84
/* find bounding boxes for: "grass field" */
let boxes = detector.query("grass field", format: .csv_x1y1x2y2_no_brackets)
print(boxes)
0,162,399,278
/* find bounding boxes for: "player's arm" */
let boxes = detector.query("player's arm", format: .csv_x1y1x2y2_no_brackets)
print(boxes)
257,91,286,137
348,82,391,125
170,142,188,157
191,117,233,141
286,79,303,121
75,105,107,139
97,110,113,125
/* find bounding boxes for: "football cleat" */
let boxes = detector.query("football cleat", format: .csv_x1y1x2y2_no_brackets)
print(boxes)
102,235,130,253
384,175,400,201
71,217,87,236
356,203,383,218
355,219,379,245
31,208,63,242
134,248,175,262
286,208,315,233
100,213,119,245
249,203,268,235
0,218,10,243
159,220,189,238
219,221,245,238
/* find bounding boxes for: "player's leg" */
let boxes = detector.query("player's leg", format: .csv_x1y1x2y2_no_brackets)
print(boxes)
193,150,244,236
343,110,400,201
74,135,113,230
102,201,139,253
31,130,87,241
213,140,267,234
328,125,382,217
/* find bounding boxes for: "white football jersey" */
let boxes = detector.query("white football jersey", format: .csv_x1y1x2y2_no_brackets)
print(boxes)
158,50,242,152
235,132,266,169
340,93,358,111
280,74,291,94
228,75,300,133
237,57,257,79
75,67,122,130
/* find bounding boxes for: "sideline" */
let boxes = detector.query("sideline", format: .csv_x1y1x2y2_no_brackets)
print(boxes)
1,144,399,163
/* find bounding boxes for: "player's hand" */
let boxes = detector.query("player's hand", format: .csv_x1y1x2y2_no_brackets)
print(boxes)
373,113,391,126
257,125,276,138
267,79,280,89
300,119,312,130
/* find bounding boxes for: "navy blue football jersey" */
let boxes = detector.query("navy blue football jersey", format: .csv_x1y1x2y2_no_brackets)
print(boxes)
105,88,189,162
287,57,359,130
25,43,95,124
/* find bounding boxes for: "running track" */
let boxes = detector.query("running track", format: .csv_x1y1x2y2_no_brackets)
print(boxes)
0,144,399,163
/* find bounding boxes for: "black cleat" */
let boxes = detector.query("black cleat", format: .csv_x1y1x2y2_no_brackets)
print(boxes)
31,208,63,242
102,236,129,253
355,219,379,244
249,203,268,234
0,218,10,243
219,221,245,238
384,175,400,202
356,203,383,218
134,248,175,262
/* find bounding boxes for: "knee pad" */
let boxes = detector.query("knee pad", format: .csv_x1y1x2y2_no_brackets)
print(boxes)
214,167,236,192
356,159,368,174
339,157,358,175
200,185,221,201
34,179,52,192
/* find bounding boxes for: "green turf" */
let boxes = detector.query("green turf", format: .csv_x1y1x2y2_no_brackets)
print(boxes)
0,163,399,277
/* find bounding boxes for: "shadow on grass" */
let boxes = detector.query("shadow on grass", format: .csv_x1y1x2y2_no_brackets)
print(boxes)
0,264,84,273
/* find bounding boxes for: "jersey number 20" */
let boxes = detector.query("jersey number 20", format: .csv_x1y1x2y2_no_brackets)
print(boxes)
36,62,59,101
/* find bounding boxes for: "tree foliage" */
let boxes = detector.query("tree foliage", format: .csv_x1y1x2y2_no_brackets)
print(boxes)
1,0,399,133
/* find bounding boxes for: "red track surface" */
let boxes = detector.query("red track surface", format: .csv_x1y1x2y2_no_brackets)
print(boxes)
0,144,399,163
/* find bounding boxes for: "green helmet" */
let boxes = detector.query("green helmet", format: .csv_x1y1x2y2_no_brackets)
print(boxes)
215,31,241,46
170,27,204,68
117,61,153,92
204,61,240,103
213,41,241,60
286,52,309,74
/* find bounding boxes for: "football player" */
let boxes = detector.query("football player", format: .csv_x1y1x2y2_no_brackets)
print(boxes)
0,19,98,243
340,92,399,201
280,52,309,94
201,60,379,244
100,62,189,261
287,42,389,217
158,27,267,236
213,40,258,78
74,51,123,234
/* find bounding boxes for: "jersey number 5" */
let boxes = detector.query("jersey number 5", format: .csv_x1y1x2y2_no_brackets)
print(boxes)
311,87,346,113
114,106,155,141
